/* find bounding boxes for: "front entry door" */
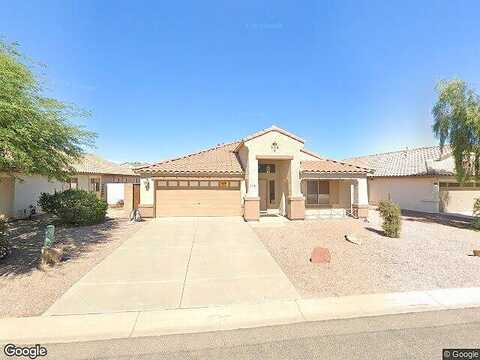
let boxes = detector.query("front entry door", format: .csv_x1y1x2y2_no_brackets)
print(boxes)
259,180,267,211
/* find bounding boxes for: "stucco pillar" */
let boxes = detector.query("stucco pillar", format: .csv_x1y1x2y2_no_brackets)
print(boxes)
352,177,369,218
286,159,305,220
244,158,260,221
124,183,134,215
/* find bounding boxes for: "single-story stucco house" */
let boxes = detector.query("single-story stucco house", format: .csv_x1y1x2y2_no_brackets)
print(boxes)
0,154,139,219
345,146,480,216
133,126,372,221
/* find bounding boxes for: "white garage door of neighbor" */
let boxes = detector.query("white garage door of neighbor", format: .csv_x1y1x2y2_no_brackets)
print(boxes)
155,179,241,217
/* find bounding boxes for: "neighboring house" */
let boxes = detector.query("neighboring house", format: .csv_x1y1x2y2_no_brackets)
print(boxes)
134,126,372,221
345,146,480,216
0,154,139,219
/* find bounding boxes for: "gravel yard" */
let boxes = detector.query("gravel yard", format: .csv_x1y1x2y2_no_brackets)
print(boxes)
253,211,480,298
0,209,144,318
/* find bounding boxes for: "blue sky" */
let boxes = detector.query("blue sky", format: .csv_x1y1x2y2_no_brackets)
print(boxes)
2,0,480,162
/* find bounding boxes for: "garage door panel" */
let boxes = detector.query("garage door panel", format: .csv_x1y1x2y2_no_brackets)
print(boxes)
156,189,241,217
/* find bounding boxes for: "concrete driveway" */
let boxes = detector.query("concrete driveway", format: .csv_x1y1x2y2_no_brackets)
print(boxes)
46,218,299,315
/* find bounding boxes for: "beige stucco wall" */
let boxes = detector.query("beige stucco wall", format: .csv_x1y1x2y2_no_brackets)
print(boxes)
237,145,248,172
338,180,352,209
11,174,103,218
13,175,67,217
368,177,439,213
237,146,249,206
139,178,154,206
0,176,14,218
77,175,90,190
440,189,480,216
329,180,339,205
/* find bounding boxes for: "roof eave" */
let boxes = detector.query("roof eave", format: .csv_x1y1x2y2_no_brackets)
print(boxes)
301,170,370,175
134,170,245,177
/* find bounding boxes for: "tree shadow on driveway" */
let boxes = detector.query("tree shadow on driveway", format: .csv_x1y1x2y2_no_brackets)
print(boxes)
0,215,122,277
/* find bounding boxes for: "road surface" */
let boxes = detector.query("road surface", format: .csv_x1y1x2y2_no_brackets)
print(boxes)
10,307,480,359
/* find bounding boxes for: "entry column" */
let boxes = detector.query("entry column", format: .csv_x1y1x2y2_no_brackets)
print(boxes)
244,158,260,221
352,177,369,218
287,158,305,220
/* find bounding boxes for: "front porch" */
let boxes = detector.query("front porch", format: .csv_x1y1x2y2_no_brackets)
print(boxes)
301,175,369,219
243,158,370,221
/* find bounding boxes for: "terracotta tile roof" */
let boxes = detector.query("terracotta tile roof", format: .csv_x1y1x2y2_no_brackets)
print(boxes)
344,145,455,177
73,154,136,176
135,142,244,175
301,159,372,174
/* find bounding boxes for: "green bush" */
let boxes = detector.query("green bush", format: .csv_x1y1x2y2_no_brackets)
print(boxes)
39,189,108,226
0,215,10,260
473,198,480,230
378,200,402,238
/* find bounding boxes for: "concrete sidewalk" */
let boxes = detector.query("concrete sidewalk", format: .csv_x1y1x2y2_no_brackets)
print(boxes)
3,287,480,344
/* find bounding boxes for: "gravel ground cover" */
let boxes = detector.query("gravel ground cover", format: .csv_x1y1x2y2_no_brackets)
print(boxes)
0,209,144,318
253,211,480,298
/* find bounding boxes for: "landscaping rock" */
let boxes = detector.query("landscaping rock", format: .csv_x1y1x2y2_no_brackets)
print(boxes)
310,247,331,263
345,234,362,245
41,247,63,267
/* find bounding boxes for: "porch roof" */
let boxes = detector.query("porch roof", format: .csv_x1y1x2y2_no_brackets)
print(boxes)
301,159,372,174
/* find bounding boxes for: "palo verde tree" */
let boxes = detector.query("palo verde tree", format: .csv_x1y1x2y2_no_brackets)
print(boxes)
432,79,480,183
0,40,95,181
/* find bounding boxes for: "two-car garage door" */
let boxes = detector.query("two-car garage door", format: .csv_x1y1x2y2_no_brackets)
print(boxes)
155,179,241,217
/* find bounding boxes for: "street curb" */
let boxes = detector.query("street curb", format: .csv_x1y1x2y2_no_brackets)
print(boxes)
2,287,480,344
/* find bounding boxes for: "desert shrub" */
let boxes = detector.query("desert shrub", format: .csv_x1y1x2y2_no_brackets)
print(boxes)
39,189,108,226
0,215,10,260
473,198,480,230
378,200,401,238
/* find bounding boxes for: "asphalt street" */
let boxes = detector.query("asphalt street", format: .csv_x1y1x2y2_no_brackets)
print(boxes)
7,307,480,360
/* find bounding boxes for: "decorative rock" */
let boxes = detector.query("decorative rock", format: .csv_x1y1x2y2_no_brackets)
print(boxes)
41,247,63,267
345,234,362,245
310,247,331,263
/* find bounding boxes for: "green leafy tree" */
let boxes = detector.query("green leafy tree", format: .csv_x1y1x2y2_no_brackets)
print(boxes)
0,40,95,181
432,79,480,183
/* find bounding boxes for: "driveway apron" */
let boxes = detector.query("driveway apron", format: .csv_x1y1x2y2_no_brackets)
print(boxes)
45,217,298,315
